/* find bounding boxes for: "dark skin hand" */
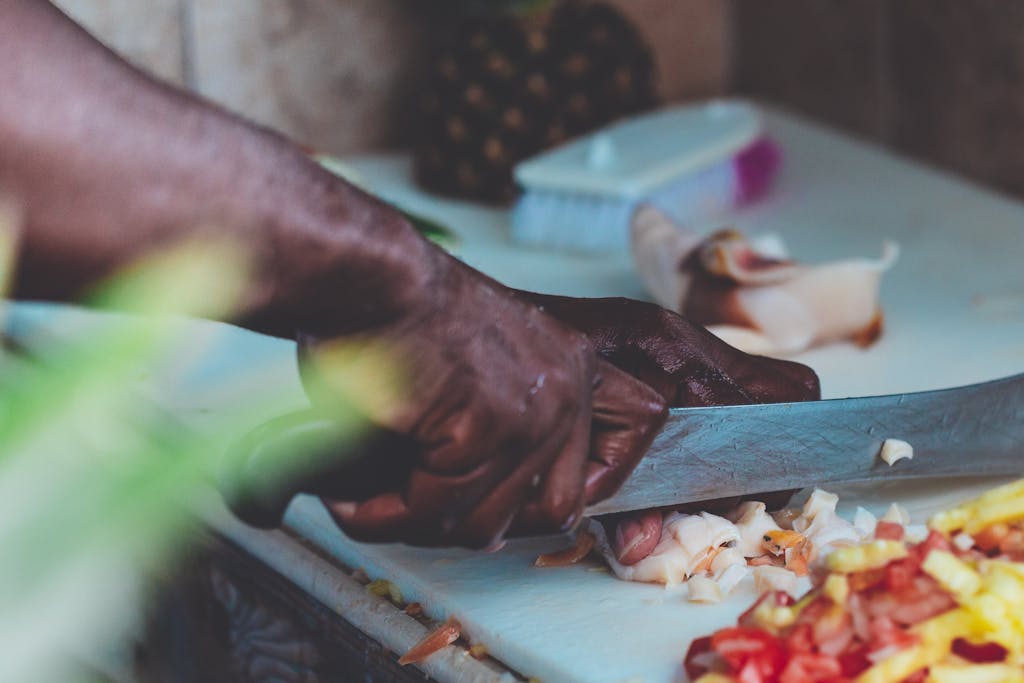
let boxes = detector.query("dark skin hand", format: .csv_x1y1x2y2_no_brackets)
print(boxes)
1,1,819,556
521,294,820,563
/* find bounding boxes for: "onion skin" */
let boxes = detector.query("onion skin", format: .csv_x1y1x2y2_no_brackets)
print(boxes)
535,531,596,567
398,617,461,666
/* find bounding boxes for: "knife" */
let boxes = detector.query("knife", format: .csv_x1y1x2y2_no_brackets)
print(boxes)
587,372,1024,515
224,372,1024,526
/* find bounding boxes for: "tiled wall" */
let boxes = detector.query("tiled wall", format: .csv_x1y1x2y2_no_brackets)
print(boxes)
732,0,1024,199
53,0,729,155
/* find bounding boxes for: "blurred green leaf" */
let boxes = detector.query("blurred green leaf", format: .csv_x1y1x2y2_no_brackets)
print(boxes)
0,234,388,680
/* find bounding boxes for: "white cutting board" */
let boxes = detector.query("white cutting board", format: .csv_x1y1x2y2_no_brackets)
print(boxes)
5,106,1024,683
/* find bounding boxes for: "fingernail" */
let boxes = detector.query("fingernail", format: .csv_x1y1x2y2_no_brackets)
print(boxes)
613,511,662,566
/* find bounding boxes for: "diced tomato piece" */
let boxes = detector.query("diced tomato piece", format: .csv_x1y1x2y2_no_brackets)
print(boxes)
911,530,952,563
737,660,766,683
863,572,955,627
951,638,1009,663
712,627,787,681
785,624,815,656
838,645,872,677
684,636,716,679
793,597,832,630
813,611,854,657
848,568,886,592
1000,528,1024,555
884,559,917,592
973,524,1010,552
874,521,905,541
867,616,917,652
901,669,927,683
779,653,842,683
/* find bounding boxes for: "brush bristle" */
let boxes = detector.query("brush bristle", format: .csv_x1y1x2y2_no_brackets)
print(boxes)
510,137,782,253
511,191,638,252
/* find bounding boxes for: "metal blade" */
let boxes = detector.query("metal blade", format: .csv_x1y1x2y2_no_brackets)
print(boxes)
587,372,1024,515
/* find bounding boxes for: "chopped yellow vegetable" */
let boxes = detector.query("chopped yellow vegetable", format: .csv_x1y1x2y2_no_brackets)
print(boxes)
828,540,908,573
823,573,850,605
694,674,735,683
922,551,982,602
928,663,1024,683
965,498,1024,536
751,591,817,632
855,643,936,683
930,479,1024,533
931,507,972,534
366,579,403,604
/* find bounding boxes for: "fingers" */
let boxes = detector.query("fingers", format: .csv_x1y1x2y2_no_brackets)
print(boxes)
584,360,667,504
325,410,579,548
716,351,821,404
510,395,592,537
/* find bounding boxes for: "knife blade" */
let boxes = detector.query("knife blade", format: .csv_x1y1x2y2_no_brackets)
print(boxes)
586,372,1024,516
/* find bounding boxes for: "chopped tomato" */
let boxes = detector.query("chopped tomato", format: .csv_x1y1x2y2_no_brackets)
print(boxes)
951,638,1008,663
901,669,927,683
867,616,917,653
883,558,916,591
784,624,814,656
874,521,905,541
684,636,715,680
837,645,871,677
848,568,886,592
910,530,951,564
973,523,1010,552
712,628,787,682
778,653,842,683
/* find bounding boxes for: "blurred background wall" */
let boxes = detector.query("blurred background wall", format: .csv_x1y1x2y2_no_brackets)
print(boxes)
52,0,729,153
52,0,1024,198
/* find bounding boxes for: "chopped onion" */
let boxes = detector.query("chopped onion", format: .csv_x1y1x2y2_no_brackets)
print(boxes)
715,563,750,596
687,575,723,603
753,566,799,595
953,532,976,552
853,507,878,536
879,438,914,466
728,501,782,557
881,503,911,525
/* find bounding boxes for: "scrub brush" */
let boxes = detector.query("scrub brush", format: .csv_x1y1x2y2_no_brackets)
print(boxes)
510,100,780,252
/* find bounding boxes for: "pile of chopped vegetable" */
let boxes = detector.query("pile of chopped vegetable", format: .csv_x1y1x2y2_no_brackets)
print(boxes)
684,479,1024,683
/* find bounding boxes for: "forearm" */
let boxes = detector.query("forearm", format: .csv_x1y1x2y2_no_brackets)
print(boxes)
0,0,440,338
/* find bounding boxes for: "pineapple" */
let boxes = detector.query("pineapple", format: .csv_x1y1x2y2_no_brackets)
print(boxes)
413,0,658,204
